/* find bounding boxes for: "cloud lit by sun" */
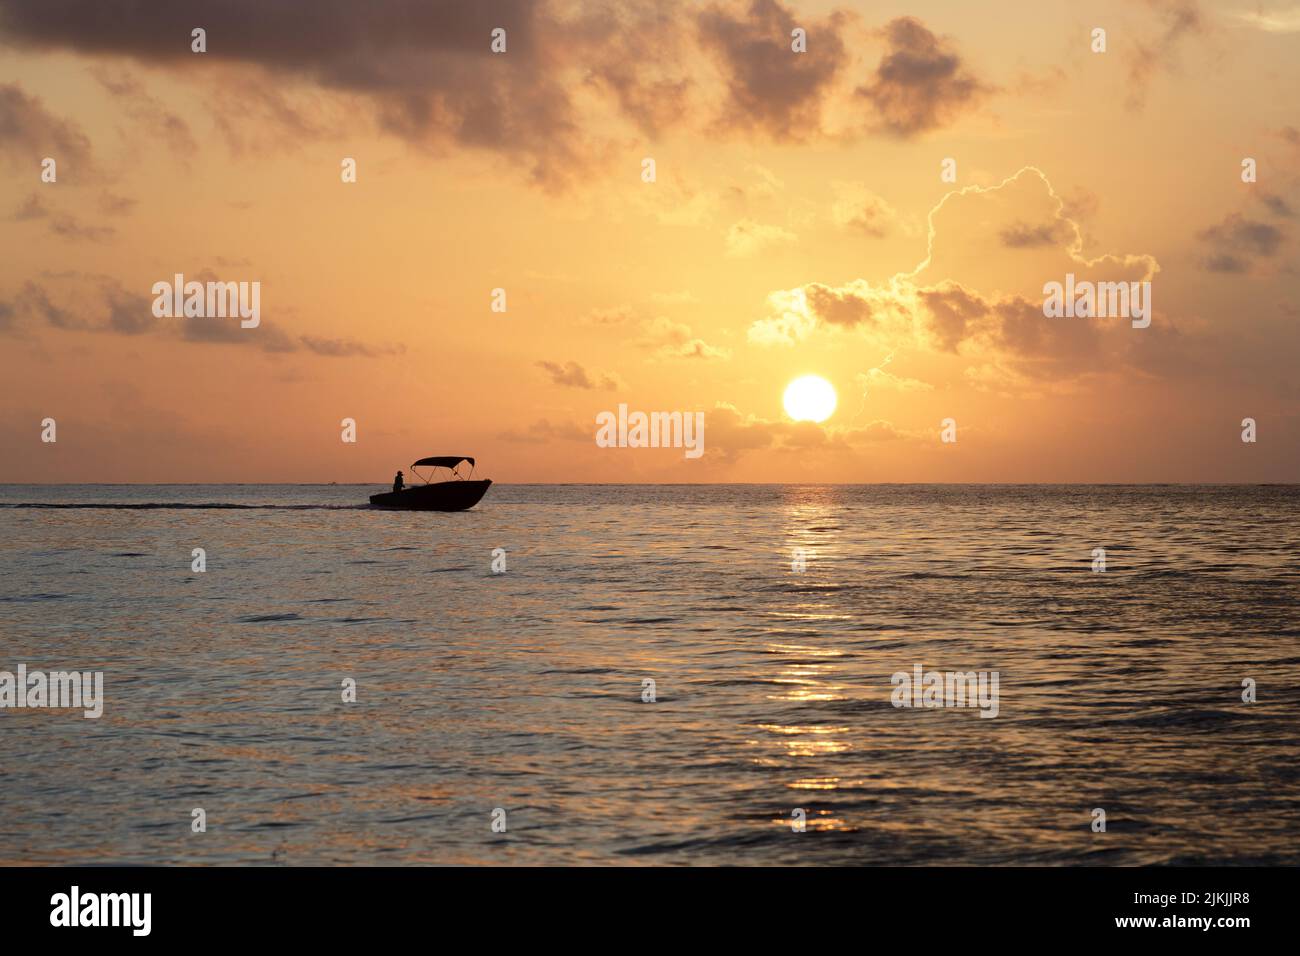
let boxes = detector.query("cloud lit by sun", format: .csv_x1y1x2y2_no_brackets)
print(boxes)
0,1,1297,483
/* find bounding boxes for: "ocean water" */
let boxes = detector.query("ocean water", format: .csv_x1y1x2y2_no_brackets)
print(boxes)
1,483,1297,866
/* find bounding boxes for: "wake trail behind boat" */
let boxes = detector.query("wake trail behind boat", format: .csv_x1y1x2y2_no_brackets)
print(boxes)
4,503,372,510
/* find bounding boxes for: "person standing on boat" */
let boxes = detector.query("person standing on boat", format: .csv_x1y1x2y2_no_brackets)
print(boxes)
393,470,404,493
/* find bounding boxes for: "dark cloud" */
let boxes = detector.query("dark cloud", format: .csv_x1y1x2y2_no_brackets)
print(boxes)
1258,193,1294,218
805,283,874,327
0,2,995,185
300,336,405,358
0,0,538,69
988,294,1103,375
98,192,137,216
999,219,1071,248
918,282,989,352
697,0,851,139
0,83,93,172
0,0,585,188
701,404,778,462
4,274,402,356
17,280,83,330
12,193,45,222
104,288,156,335
1198,212,1285,273
178,317,296,352
47,216,114,242
536,359,618,390
178,318,404,357
11,192,115,241
574,1,695,140
857,17,990,136
13,276,155,335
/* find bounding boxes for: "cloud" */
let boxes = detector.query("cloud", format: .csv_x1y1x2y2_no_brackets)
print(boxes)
11,192,115,242
4,274,403,356
0,83,93,173
855,367,933,393
749,166,1170,384
0,3,993,191
755,273,1146,380
0,0,600,189
1125,0,1205,111
635,317,731,360
917,282,989,352
748,277,916,345
13,275,160,336
999,219,1073,248
573,1,696,140
747,287,819,346
831,182,900,238
103,287,156,335
497,418,589,443
697,0,852,139
856,17,991,136
724,218,796,257
671,339,731,360
98,192,137,216
299,336,406,357
739,163,784,200
581,304,636,326
907,166,1158,289
89,67,198,157
1198,212,1286,273
16,280,83,330
1233,7,1300,32
1258,192,1295,218
851,419,908,440
536,359,620,390
177,316,297,351
704,401,911,463
805,282,876,327
636,174,722,226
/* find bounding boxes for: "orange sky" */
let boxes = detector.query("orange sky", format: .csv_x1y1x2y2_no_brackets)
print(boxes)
1,0,1297,483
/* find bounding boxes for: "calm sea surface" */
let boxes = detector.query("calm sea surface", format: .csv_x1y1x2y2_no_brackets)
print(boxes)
1,484,1297,865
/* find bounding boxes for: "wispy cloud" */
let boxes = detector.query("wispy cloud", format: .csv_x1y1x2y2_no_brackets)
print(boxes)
725,218,796,257
1233,6,1300,32
536,359,621,390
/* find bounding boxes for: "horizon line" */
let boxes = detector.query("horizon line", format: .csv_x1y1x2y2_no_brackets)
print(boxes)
2,481,1297,488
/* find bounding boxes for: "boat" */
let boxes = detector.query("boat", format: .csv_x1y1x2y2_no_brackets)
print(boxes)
368,456,492,511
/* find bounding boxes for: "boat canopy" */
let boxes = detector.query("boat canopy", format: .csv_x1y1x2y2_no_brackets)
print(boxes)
411,456,474,470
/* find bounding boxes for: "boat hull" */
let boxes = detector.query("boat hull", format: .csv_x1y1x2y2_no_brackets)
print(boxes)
369,479,492,511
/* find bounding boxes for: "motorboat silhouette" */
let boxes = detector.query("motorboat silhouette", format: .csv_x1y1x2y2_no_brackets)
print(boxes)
368,456,491,511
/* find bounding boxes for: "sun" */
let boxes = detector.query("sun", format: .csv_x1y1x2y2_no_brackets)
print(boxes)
783,375,837,423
